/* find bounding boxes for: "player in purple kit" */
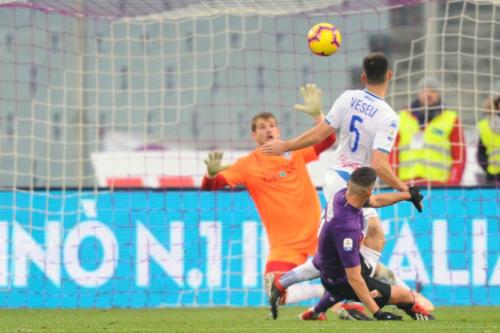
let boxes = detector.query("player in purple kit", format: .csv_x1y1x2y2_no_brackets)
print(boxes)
270,167,434,321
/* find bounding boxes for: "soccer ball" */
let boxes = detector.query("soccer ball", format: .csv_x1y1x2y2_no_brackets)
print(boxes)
307,23,342,56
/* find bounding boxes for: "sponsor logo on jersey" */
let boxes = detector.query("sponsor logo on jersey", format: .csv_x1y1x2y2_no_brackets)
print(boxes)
387,128,396,141
263,164,295,182
343,238,353,252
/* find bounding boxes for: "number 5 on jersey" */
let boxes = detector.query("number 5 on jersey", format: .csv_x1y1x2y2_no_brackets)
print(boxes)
349,115,363,152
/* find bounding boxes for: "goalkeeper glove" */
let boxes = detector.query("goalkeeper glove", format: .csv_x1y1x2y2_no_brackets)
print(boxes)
407,186,424,213
204,152,230,178
294,83,323,118
373,310,403,321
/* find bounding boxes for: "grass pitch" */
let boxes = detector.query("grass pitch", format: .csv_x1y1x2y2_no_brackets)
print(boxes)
0,306,498,332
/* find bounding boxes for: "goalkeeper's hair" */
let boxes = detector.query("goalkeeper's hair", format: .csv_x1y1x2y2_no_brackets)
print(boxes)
350,167,377,188
363,52,389,85
251,112,278,132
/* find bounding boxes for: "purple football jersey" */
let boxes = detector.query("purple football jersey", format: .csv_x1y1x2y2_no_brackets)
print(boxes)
316,188,364,286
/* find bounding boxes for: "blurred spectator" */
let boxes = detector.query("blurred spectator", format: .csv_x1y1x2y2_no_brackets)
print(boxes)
390,77,466,185
477,96,500,183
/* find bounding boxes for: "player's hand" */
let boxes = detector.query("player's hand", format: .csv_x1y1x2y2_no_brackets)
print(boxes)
406,186,424,213
294,83,323,118
261,139,288,156
373,310,403,321
204,152,230,178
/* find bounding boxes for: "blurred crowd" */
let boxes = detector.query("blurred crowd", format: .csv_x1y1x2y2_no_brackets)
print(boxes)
390,77,500,185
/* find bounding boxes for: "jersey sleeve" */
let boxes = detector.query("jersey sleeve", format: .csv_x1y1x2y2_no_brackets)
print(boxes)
333,228,361,269
296,146,318,164
373,116,399,154
201,174,229,190
218,158,246,187
325,91,348,130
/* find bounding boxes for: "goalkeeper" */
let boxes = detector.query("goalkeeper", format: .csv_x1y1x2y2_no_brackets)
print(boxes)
271,167,434,321
201,84,335,307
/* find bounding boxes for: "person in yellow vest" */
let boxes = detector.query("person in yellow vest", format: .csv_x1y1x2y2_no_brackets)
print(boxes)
477,96,500,182
390,77,466,185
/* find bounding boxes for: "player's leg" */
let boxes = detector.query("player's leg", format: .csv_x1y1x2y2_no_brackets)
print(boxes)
360,209,435,313
275,256,321,290
375,262,410,288
375,262,435,312
359,214,435,316
266,255,323,319
364,273,434,321
361,208,434,312
298,291,339,321
388,285,436,320
360,211,384,275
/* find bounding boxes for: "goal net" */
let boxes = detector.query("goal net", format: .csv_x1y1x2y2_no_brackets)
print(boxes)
0,0,498,308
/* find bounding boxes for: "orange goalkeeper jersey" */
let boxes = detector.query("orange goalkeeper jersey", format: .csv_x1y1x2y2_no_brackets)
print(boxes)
219,147,321,264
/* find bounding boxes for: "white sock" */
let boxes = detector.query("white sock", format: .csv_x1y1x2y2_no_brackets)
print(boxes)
394,274,410,290
279,259,320,289
360,245,381,277
375,263,410,290
284,283,324,304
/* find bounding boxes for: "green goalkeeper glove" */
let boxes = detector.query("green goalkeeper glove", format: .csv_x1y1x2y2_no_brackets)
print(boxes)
294,83,323,118
204,152,230,178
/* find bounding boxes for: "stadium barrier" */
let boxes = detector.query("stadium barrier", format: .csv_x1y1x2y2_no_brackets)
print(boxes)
0,188,498,307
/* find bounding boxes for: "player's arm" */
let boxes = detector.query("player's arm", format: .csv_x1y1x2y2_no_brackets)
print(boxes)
345,266,402,320
313,132,336,156
261,122,333,155
367,186,424,212
371,118,409,191
371,150,408,192
371,153,424,212
367,191,411,208
345,265,381,314
336,230,401,320
201,174,228,190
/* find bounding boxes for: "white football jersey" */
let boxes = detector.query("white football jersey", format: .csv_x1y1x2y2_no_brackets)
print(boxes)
325,89,399,173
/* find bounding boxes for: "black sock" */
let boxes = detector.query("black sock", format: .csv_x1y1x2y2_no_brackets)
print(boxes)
397,303,414,311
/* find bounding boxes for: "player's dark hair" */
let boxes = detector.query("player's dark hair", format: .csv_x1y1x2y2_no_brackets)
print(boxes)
363,52,389,85
350,167,377,188
251,112,278,132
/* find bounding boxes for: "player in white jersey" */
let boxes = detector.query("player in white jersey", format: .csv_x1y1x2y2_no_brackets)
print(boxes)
262,53,433,317
321,88,400,240
322,88,399,201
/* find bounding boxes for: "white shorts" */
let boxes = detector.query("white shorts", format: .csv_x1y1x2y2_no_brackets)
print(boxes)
322,168,378,235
